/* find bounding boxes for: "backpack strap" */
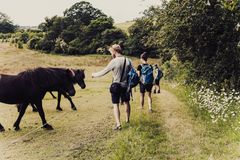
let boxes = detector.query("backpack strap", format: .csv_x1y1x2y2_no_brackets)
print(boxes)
120,58,126,82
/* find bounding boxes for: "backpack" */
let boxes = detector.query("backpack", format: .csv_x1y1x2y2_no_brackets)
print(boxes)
155,68,163,80
127,67,139,89
140,64,154,85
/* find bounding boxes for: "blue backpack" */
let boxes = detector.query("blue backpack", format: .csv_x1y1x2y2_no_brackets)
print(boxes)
127,67,139,89
156,68,163,80
141,64,154,85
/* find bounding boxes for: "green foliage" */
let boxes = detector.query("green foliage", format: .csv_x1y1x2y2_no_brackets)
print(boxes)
221,0,239,11
64,1,107,25
19,32,29,43
27,37,41,49
133,0,240,89
101,28,127,47
162,55,193,84
0,12,17,33
17,41,23,49
35,1,127,54
127,7,160,57
163,0,240,89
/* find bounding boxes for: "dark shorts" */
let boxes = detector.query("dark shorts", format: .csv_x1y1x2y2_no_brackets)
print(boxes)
110,84,130,104
154,79,160,85
140,83,153,93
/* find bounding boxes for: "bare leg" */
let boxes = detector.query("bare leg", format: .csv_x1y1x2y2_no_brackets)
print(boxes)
140,93,145,109
147,91,152,111
124,101,131,123
113,104,121,127
158,83,161,93
154,85,158,94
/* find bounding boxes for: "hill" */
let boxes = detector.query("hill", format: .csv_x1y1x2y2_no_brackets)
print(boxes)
114,21,135,34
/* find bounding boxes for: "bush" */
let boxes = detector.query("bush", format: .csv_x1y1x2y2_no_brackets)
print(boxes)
36,39,55,52
19,32,29,43
17,41,23,49
27,37,41,49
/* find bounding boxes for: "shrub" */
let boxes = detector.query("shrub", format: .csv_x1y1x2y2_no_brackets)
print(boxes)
27,37,41,49
17,41,23,49
19,32,29,43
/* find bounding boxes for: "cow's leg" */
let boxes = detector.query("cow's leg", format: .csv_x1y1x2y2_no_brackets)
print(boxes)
35,100,53,130
49,91,57,99
56,92,63,111
62,92,77,111
13,103,28,131
16,104,22,112
31,103,38,112
0,123,5,132
67,96,77,111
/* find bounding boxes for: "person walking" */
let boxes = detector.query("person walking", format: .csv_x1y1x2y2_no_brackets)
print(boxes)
153,64,163,94
92,44,132,130
137,52,154,112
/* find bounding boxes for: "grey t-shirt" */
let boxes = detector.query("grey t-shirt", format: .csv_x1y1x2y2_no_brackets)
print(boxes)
92,56,131,87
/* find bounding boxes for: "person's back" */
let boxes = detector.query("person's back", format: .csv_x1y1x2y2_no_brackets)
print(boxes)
153,64,163,94
92,44,132,130
110,56,131,86
137,52,154,112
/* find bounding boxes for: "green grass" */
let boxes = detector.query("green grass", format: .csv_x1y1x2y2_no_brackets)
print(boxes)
162,82,240,159
105,99,170,160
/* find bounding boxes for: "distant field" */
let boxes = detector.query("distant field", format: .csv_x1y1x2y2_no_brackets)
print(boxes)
114,21,135,33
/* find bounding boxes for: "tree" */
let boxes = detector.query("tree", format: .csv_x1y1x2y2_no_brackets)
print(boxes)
127,6,162,57
0,12,17,33
154,0,240,88
64,1,107,25
36,1,126,54
101,28,127,47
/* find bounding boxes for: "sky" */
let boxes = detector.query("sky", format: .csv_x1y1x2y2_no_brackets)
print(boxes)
0,0,161,26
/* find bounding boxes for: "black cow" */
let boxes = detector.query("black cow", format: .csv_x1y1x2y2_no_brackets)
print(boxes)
0,67,77,132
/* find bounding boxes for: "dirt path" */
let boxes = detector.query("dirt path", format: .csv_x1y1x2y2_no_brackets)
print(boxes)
157,89,209,159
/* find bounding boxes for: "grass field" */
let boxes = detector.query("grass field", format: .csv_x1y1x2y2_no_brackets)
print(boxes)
1,43,240,160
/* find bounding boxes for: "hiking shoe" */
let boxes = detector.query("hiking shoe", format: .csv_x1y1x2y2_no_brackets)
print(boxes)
148,109,153,113
113,125,122,131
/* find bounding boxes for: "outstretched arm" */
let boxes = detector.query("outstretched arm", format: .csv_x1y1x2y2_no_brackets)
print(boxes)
92,59,115,78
